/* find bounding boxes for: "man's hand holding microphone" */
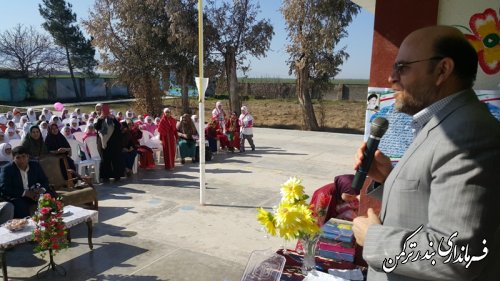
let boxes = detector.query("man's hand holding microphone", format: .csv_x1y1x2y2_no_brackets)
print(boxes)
344,117,393,246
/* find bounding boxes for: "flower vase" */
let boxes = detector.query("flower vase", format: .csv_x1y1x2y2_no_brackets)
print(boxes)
300,235,319,275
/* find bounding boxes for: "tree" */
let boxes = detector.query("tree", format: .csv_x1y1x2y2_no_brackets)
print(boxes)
281,0,360,130
83,0,170,115
0,24,65,77
207,0,273,114
39,0,98,99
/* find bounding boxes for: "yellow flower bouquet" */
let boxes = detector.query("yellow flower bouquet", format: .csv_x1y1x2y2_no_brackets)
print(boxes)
257,177,321,240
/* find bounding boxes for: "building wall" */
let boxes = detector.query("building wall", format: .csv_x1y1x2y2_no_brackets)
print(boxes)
438,1,499,90
0,77,129,102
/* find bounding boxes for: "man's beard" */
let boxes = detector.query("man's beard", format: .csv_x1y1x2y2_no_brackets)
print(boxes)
394,89,435,115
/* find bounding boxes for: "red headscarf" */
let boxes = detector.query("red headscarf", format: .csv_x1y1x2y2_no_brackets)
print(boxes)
101,104,110,116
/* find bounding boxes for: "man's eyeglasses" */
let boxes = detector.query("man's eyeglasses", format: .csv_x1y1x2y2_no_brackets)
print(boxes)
393,56,444,74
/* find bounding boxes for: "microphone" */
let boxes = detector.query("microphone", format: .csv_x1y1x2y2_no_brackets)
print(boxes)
351,117,389,191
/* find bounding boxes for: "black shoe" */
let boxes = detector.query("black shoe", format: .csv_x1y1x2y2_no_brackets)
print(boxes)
102,178,110,183
114,177,121,182
251,147,255,151
181,158,185,164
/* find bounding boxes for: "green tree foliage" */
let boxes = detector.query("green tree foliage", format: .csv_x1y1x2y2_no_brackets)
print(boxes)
206,0,274,114
39,0,98,98
83,0,170,115
281,0,360,130
0,24,65,77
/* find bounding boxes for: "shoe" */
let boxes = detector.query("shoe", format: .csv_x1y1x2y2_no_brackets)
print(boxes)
114,177,121,182
102,178,110,183
126,171,132,177
181,158,185,164
251,147,255,151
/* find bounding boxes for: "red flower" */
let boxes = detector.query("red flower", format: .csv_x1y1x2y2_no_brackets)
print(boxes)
464,8,500,75
40,207,51,214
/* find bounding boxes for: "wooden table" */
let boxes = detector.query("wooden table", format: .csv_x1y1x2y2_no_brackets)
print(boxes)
0,205,98,281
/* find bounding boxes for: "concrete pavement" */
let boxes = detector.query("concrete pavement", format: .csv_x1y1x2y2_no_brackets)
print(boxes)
3,127,363,281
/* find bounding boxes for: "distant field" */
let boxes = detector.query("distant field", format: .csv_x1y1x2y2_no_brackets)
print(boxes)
239,77,369,85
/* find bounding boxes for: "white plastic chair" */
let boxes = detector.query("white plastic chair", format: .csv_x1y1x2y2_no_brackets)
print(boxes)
8,139,22,148
68,139,99,183
73,131,84,144
83,136,101,182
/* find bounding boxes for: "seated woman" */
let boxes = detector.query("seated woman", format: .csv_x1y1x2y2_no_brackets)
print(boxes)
44,123,77,180
39,121,49,140
205,119,230,153
69,118,82,133
0,143,13,166
21,125,48,160
120,121,138,177
127,120,155,169
62,125,75,141
176,113,198,164
141,116,157,135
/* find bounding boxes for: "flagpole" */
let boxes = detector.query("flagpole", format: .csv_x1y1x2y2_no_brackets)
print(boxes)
198,0,206,205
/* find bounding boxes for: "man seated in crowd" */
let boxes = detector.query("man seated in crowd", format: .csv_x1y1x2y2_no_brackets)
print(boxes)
0,146,50,218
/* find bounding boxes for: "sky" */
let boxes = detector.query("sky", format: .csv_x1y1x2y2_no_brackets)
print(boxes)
0,1,374,79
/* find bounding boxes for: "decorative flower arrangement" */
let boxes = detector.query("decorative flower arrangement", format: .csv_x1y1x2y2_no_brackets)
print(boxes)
32,194,69,257
257,177,330,240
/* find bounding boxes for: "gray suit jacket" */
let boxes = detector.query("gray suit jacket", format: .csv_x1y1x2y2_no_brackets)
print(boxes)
363,90,500,281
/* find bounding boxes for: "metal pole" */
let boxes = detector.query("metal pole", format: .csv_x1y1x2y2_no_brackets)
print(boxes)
198,0,206,205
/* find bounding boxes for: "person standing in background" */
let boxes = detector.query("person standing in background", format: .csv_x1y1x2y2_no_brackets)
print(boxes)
158,108,178,170
212,101,226,133
238,106,255,153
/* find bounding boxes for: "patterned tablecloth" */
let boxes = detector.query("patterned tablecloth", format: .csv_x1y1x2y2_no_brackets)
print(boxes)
0,205,98,250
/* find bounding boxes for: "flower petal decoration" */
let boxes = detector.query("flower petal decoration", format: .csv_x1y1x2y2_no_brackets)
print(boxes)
280,176,306,203
464,8,500,75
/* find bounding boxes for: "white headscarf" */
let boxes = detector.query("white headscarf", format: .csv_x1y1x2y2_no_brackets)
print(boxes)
0,115,7,125
27,108,37,123
0,143,12,162
42,107,53,120
50,115,63,128
40,121,48,140
4,127,19,142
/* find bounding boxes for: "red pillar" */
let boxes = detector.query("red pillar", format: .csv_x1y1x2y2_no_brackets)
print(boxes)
369,0,440,87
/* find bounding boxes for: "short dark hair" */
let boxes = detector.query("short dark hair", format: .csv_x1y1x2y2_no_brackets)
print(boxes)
12,146,28,156
433,35,478,88
367,93,379,101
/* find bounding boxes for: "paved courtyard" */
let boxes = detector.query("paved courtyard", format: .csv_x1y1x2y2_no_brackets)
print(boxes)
3,127,363,281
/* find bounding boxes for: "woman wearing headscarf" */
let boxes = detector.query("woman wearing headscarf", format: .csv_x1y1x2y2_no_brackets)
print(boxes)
0,143,12,165
0,131,5,144
62,126,75,141
5,127,20,143
141,116,157,135
69,118,81,133
61,108,69,121
20,121,32,139
176,113,198,164
158,108,178,169
239,105,255,152
42,108,52,121
20,125,47,160
37,114,47,125
0,115,7,132
120,121,137,177
12,108,21,123
27,108,37,123
74,108,82,119
50,115,63,129
19,116,29,130
94,104,124,182
39,121,48,140
225,111,240,152
44,123,76,179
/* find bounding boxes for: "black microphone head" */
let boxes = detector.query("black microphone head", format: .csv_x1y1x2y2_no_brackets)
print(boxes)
370,117,389,138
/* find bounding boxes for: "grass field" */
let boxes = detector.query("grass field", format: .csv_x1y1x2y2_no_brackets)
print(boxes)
0,97,366,134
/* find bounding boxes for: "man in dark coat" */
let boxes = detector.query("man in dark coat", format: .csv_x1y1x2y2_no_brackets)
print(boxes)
0,146,50,218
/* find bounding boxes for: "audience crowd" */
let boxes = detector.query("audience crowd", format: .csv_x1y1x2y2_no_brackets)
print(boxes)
0,101,255,222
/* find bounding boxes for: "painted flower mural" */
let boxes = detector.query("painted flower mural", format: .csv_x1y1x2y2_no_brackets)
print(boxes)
463,8,500,75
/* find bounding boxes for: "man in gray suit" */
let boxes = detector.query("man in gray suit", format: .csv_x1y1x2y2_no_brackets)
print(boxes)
352,26,500,280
